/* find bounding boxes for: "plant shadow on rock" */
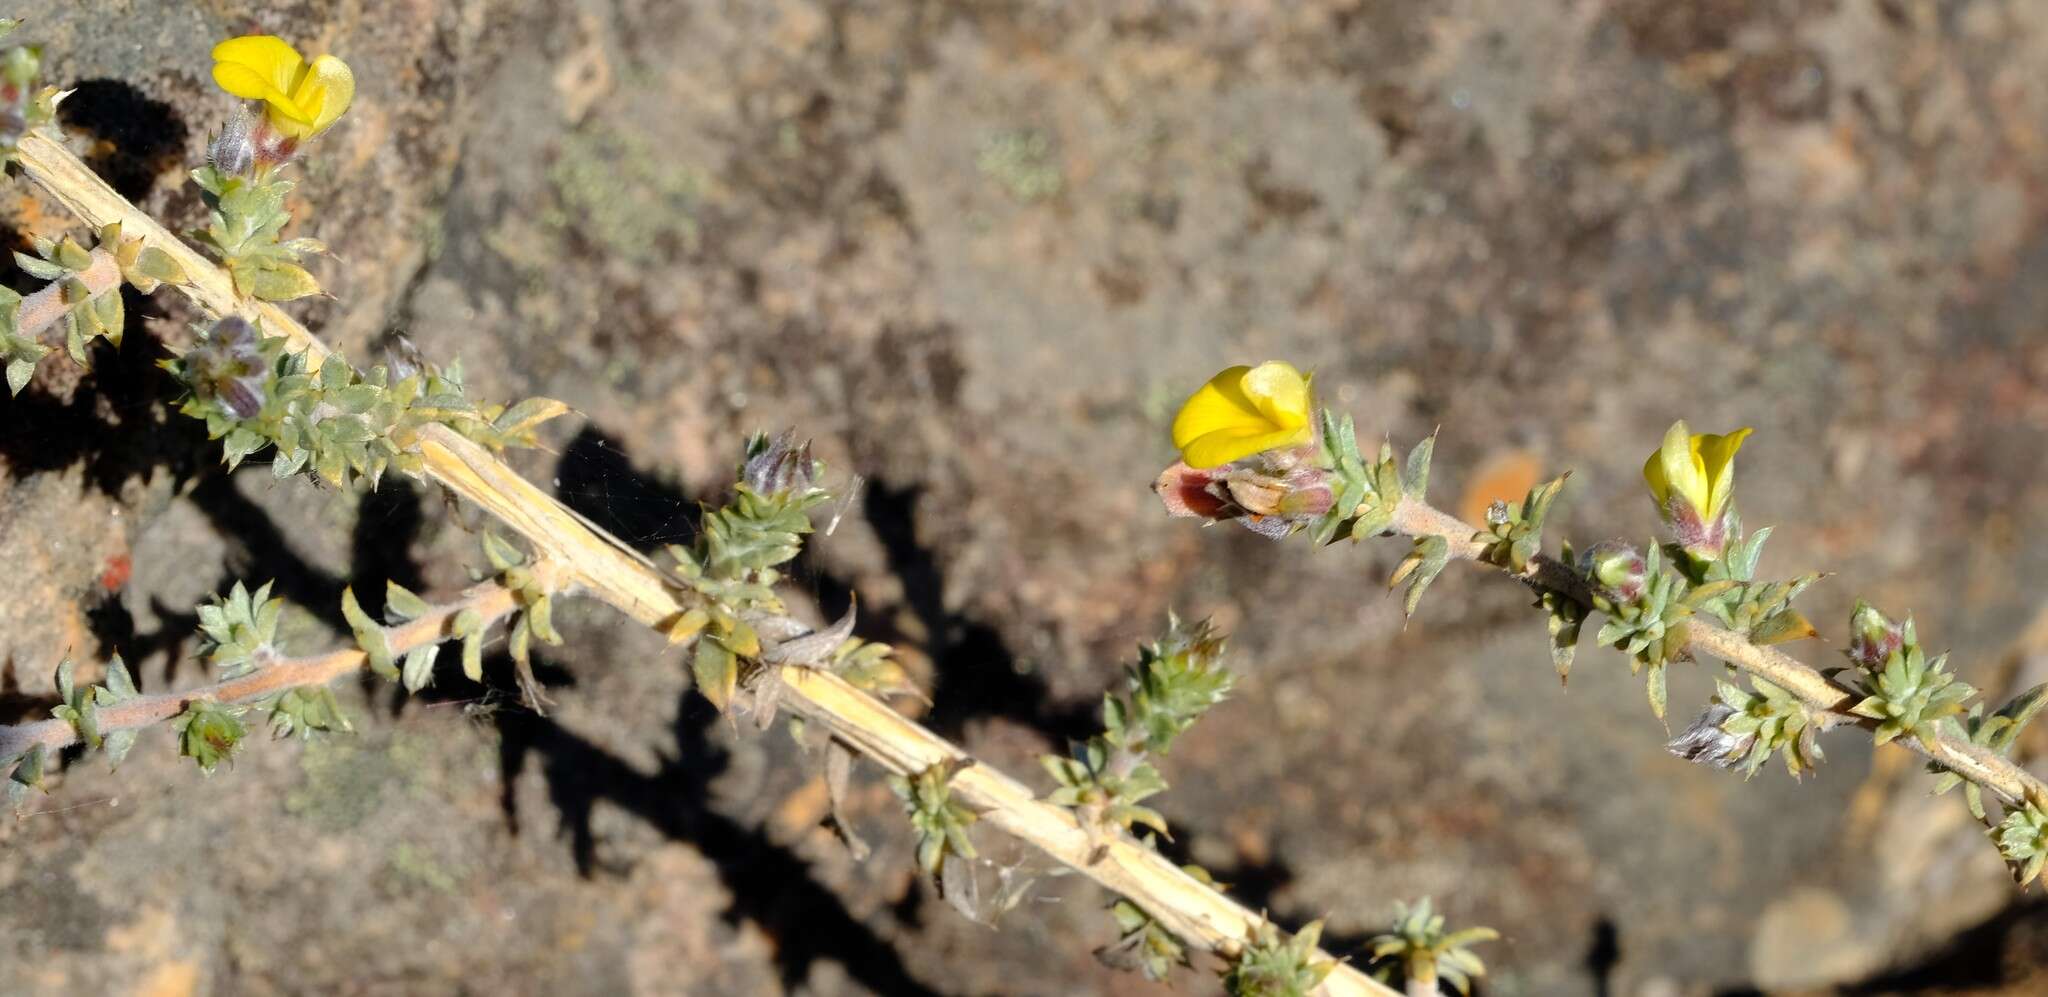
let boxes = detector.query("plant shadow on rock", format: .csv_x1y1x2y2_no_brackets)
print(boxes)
488,670,946,996
55,78,189,202
551,425,1099,746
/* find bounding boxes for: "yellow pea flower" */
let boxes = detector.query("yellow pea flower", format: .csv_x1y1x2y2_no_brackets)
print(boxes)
1643,420,1751,525
1171,362,1315,469
210,35,354,142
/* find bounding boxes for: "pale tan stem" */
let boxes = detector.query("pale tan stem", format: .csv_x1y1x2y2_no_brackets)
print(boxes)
14,129,1391,994
1389,496,2047,806
15,248,121,339
0,581,520,762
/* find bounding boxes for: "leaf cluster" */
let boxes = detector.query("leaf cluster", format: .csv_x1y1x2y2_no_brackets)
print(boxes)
890,758,979,880
48,656,143,772
197,580,285,678
0,23,56,169
1476,473,1567,573
1591,543,1699,721
173,700,249,774
668,433,835,712
190,165,327,301
1309,411,1428,547
1223,919,1337,997
1932,683,2048,820
1367,897,1497,996
1840,607,1975,750
1714,675,1825,779
166,318,569,489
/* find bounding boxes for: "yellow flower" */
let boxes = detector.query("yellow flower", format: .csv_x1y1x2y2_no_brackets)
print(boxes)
210,35,354,142
1643,420,1751,523
1171,362,1315,469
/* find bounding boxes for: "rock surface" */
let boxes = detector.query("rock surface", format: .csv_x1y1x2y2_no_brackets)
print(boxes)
3,1,2048,995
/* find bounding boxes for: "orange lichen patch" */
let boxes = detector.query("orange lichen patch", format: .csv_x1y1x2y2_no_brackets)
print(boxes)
135,961,200,997
771,775,832,836
1458,448,1544,526
9,188,78,244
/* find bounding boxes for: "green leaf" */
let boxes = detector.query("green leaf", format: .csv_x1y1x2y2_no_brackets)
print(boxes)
5,356,34,395
244,261,323,302
1749,608,1818,646
493,396,572,439
482,532,526,572
103,655,139,700
102,730,138,771
1402,434,1435,499
340,586,397,679
134,246,188,286
400,644,439,693
461,630,484,682
1391,535,1451,617
527,594,562,646
384,581,431,623
12,252,64,280
693,638,738,712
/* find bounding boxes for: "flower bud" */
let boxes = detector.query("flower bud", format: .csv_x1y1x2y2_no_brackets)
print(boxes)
0,43,36,91
1642,421,1751,562
184,316,271,420
741,430,817,497
1579,540,1647,605
1846,600,1904,671
208,104,258,177
1153,460,1332,540
1667,703,1752,769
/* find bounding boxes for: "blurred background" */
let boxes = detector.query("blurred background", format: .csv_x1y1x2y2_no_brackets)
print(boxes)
2,1,2046,994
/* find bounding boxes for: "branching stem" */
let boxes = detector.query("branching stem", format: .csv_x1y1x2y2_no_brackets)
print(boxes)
0,580,520,762
12,130,1394,995
17,247,121,338
1388,497,2045,805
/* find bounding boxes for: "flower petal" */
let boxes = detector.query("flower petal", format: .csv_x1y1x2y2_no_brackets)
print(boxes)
1696,427,1751,518
1180,423,1313,470
211,35,305,100
298,54,355,134
211,62,287,103
1653,420,1710,515
1239,361,1311,429
1171,365,1261,451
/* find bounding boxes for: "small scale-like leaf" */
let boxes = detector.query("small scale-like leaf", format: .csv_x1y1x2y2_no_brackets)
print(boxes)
134,245,189,286
666,607,710,646
104,655,139,700
13,252,65,280
340,586,397,679
493,396,572,439
384,581,432,623
401,644,439,693
481,532,526,572
244,261,323,302
5,356,34,395
461,630,484,682
1402,434,1435,499
1749,609,1819,646
527,594,562,646
693,638,738,712
102,730,137,771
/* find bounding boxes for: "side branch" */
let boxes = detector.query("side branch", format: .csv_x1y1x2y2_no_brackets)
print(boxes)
1388,497,2045,805
14,131,1390,994
0,581,520,762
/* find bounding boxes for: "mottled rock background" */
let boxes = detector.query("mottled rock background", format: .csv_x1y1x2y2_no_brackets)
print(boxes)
3,1,2047,994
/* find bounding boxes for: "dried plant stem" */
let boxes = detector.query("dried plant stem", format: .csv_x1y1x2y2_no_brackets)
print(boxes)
14,131,1391,995
1389,497,2046,805
0,581,520,762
